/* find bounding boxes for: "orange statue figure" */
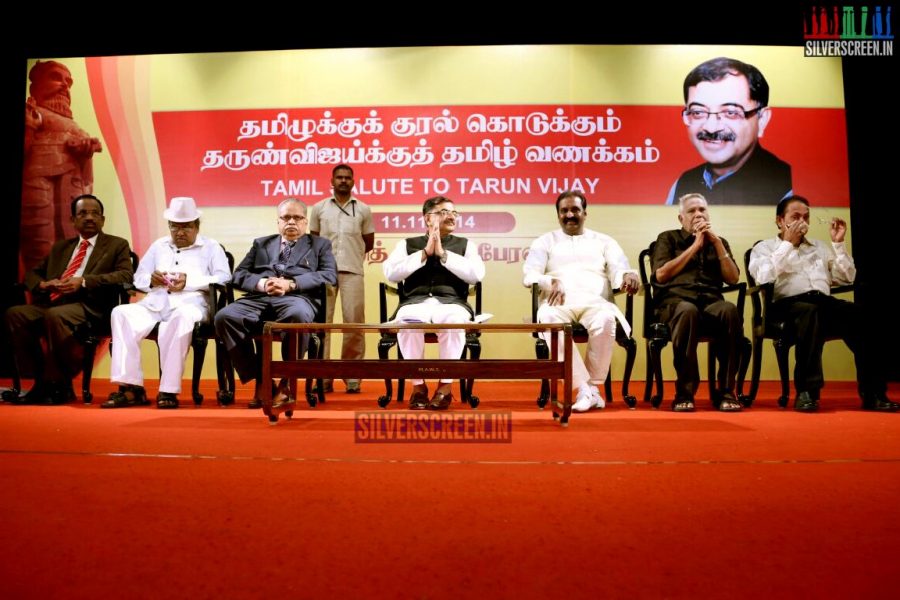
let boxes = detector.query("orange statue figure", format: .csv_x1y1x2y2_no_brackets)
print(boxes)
22,60,103,270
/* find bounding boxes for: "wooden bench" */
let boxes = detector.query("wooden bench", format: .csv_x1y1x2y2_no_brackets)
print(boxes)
259,322,575,426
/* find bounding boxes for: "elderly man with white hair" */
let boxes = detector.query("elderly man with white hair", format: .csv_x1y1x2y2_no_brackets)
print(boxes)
102,197,230,409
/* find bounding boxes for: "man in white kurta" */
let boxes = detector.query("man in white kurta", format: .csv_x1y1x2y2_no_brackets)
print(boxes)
103,197,230,408
382,196,485,410
523,191,639,411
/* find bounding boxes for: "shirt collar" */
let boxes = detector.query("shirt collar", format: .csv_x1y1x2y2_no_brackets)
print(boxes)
79,233,99,246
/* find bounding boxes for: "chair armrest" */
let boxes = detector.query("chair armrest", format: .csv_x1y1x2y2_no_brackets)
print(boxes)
721,281,747,319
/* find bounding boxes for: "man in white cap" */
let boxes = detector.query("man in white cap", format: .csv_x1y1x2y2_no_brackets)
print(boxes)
102,197,230,409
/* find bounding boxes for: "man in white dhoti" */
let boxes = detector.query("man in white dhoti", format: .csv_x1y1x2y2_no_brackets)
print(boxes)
524,190,640,412
102,197,230,409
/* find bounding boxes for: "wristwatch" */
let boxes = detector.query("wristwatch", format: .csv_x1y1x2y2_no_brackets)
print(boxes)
439,250,448,265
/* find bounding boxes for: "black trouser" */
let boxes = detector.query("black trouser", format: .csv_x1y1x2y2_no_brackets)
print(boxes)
214,294,316,384
772,291,884,396
659,299,742,400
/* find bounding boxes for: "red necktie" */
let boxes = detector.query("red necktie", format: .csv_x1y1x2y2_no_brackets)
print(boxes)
50,239,90,302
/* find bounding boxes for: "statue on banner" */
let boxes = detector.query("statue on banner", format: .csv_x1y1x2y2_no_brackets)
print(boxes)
22,60,103,271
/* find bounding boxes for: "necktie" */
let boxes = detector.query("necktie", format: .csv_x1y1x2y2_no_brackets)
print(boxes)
279,241,294,264
50,239,90,301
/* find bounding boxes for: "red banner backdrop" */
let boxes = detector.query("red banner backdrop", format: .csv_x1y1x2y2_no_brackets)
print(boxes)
153,104,849,206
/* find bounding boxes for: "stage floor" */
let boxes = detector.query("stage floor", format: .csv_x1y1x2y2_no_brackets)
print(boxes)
2,379,899,598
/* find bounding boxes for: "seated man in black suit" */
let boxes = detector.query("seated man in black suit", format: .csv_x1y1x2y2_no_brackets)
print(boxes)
214,198,337,410
4,194,134,404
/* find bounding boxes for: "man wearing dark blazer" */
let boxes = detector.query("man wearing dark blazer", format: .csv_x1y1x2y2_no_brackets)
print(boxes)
214,198,337,408
5,195,134,404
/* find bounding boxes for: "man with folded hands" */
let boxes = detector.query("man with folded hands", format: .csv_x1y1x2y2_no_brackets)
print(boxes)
382,196,485,410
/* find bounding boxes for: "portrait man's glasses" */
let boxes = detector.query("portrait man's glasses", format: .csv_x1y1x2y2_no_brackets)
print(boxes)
683,106,765,122
279,215,307,223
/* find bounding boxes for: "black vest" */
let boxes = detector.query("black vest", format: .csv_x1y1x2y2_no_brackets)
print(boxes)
395,235,473,317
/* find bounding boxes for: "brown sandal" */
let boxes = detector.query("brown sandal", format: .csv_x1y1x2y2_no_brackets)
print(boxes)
101,386,148,408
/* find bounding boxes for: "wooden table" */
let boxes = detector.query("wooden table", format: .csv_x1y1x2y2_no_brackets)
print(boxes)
259,322,574,426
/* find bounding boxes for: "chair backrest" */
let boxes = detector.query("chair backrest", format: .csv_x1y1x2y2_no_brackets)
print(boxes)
638,243,659,339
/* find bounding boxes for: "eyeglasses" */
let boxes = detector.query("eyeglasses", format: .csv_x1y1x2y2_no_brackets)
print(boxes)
428,210,460,218
683,106,765,122
168,222,197,231
75,209,103,218
279,215,307,223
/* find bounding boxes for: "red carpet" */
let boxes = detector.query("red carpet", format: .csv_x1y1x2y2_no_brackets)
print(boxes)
2,379,899,599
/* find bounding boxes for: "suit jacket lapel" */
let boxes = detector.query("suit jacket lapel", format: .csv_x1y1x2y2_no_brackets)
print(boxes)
82,233,107,274
291,235,312,267
266,236,282,263
49,238,79,279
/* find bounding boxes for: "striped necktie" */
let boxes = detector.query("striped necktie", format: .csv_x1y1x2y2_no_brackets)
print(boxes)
50,239,90,301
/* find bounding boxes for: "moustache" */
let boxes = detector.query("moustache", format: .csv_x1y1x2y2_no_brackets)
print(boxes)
696,130,736,143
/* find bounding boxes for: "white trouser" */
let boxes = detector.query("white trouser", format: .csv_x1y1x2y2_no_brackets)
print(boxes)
396,298,470,385
537,303,618,390
110,301,207,394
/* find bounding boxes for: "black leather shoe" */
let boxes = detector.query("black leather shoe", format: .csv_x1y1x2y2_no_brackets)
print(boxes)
794,391,819,412
247,398,262,409
427,391,453,411
1,388,22,403
47,384,76,405
409,390,429,410
861,393,900,412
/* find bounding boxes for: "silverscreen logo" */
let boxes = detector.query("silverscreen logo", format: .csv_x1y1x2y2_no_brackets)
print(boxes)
354,411,513,443
804,5,894,56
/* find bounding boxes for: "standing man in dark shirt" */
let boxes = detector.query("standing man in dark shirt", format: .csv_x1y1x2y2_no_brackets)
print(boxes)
651,193,743,412
309,164,375,394
666,56,792,206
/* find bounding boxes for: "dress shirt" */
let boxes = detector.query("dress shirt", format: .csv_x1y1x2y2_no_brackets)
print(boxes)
748,237,856,301
383,237,485,285
523,229,636,306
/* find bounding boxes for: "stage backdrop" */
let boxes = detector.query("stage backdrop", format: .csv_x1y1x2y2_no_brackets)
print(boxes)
21,45,856,384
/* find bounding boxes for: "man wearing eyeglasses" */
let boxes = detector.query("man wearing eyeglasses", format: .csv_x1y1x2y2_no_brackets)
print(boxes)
102,197,230,409
383,196,485,410
215,198,337,409
309,164,375,394
666,57,792,206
